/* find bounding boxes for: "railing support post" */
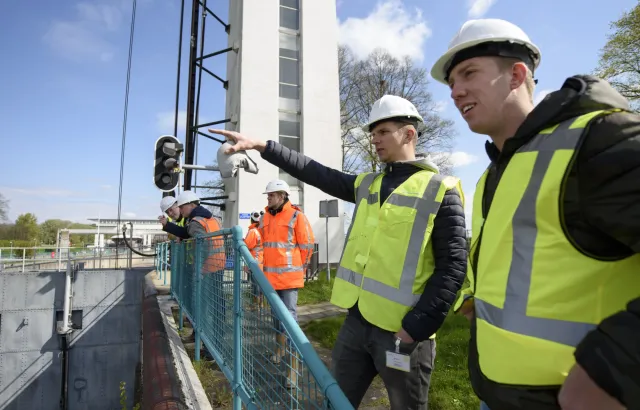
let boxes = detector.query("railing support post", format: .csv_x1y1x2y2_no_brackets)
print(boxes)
231,226,243,410
163,243,168,286
194,237,203,362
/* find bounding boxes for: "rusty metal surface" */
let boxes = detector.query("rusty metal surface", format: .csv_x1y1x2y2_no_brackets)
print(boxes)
141,294,188,410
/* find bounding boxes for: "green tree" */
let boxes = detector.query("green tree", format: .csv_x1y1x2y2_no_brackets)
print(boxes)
39,219,69,244
595,2,640,109
69,223,94,246
0,193,8,222
14,213,39,241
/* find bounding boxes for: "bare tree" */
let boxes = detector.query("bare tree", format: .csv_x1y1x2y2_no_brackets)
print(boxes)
0,193,8,222
199,161,226,219
339,46,456,174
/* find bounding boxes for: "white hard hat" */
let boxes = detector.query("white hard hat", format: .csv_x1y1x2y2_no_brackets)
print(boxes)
176,190,200,206
251,210,264,223
264,179,290,195
160,196,177,213
430,18,541,85
361,95,424,132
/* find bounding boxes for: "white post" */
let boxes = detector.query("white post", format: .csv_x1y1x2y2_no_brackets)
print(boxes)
59,262,72,334
326,215,330,281
22,248,26,272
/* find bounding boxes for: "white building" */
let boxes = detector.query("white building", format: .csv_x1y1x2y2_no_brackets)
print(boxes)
86,218,166,247
222,0,345,264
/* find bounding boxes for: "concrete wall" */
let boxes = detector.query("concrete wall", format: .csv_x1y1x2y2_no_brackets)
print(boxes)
0,269,145,410
224,0,345,264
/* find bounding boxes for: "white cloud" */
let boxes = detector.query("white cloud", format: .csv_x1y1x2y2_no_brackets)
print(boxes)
43,2,128,62
428,151,479,168
534,89,553,106
448,151,479,167
156,110,187,135
338,0,431,62
467,0,497,18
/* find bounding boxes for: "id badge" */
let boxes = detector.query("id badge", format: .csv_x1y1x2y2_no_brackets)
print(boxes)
386,337,411,372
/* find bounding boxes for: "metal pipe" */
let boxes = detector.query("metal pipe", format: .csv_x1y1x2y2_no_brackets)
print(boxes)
232,227,243,410
59,333,69,410
181,164,219,171
61,262,72,334
182,0,201,190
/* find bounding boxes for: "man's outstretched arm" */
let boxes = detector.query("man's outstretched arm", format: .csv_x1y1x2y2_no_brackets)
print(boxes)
209,130,358,203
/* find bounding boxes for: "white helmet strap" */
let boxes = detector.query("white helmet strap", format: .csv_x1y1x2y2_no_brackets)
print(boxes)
445,41,538,82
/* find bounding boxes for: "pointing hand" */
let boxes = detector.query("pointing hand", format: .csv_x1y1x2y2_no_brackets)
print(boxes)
208,129,266,153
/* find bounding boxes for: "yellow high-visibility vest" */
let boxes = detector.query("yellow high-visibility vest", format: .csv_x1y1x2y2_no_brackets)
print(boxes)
471,109,640,386
331,166,462,333
168,216,185,227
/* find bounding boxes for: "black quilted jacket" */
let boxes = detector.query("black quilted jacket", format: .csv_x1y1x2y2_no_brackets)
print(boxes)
261,142,468,342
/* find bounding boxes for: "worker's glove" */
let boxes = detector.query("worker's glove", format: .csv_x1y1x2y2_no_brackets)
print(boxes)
217,142,259,178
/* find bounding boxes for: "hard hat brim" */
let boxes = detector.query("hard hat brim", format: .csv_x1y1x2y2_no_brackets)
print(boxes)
361,113,425,133
430,37,541,85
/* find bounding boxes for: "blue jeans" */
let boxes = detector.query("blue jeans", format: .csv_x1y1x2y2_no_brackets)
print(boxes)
480,402,491,410
271,288,298,334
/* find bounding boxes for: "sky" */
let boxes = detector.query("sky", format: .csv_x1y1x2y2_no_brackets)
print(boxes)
0,0,636,225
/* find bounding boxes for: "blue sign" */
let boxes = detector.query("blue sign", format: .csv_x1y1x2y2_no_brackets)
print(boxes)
239,213,251,220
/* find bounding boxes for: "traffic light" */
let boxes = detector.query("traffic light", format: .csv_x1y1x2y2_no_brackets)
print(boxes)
154,135,183,192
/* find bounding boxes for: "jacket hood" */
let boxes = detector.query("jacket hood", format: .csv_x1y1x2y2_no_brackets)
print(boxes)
384,157,439,173
486,75,631,160
520,75,629,138
189,205,213,220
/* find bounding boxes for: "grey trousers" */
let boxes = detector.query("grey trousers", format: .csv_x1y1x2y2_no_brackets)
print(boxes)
331,313,436,409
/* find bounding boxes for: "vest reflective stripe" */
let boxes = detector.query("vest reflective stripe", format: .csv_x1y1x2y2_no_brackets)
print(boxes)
261,202,313,290
337,173,379,265
332,167,460,333
191,216,224,272
336,174,444,307
263,211,300,268
473,109,640,386
475,115,600,346
251,229,263,254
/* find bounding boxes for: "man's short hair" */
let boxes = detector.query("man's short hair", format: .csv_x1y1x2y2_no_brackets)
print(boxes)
496,57,535,102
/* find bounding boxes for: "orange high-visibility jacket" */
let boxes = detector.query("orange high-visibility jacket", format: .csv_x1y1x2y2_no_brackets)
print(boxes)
260,201,314,290
244,223,264,271
191,216,225,273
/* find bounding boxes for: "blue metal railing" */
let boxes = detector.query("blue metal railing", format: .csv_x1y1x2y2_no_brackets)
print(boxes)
155,242,170,286
156,226,353,410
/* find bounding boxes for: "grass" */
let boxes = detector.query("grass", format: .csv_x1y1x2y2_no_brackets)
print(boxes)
298,269,335,305
192,361,233,408
304,315,345,348
304,312,479,410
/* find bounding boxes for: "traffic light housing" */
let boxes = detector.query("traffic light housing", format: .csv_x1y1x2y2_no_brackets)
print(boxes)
154,135,183,192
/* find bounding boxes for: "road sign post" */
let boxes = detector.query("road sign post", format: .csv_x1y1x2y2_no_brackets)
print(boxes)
319,199,339,281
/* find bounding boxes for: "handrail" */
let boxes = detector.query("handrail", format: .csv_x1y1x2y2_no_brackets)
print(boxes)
160,226,353,409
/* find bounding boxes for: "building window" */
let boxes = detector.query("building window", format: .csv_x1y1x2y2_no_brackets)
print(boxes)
279,0,299,31
279,0,302,194
280,0,299,8
279,58,299,86
278,111,301,185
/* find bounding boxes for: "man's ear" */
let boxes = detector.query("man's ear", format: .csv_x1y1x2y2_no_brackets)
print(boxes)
510,62,528,91
404,126,416,144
